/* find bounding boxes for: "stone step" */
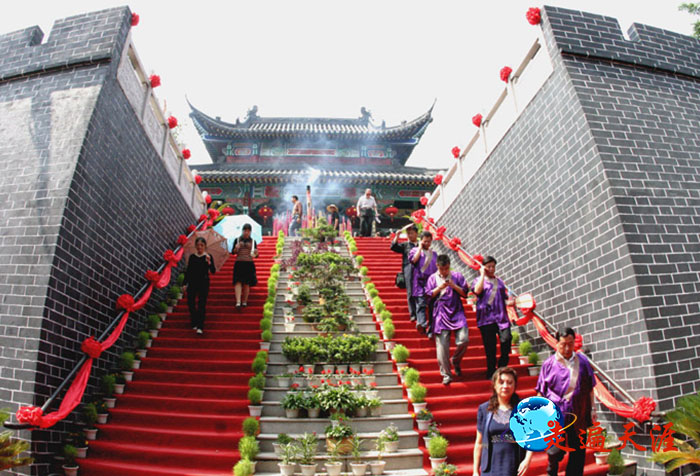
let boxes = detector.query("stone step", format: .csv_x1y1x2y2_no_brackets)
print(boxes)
255,448,425,473
256,431,419,453
261,398,409,417
266,351,390,366
265,357,393,373
265,373,399,388
260,413,415,434
254,469,427,476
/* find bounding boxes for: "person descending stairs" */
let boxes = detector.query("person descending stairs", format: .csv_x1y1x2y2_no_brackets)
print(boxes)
355,236,608,476
80,237,276,476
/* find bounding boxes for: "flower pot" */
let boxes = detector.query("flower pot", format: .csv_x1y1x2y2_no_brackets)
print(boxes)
385,440,400,453
114,383,125,394
384,341,395,352
527,366,541,376
349,364,361,374
149,329,159,338
412,402,427,413
293,377,306,388
285,408,299,418
594,452,609,465
518,355,529,365
63,465,79,476
278,377,291,388
288,364,300,374
417,419,431,431
307,407,321,418
370,406,382,417
177,293,183,300
303,364,315,374
406,388,413,400
350,462,368,476
396,362,408,371
166,306,173,313
361,363,374,373
145,339,152,348
284,323,295,332
84,428,98,440
370,460,386,475
136,349,147,359
355,406,368,417
273,442,281,456
278,463,296,476
97,413,108,424
132,360,141,370
260,341,271,351
430,457,447,469
363,376,376,386
103,397,116,409
157,312,166,320
75,446,88,459
248,405,263,417
300,463,317,476
325,461,343,476
121,371,133,382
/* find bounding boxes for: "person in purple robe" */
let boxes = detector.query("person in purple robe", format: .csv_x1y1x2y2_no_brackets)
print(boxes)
472,256,513,379
409,231,438,336
536,327,597,476
427,254,469,385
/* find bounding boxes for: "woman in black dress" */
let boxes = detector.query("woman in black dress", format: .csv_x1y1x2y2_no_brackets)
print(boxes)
232,223,258,309
473,367,532,476
184,237,216,334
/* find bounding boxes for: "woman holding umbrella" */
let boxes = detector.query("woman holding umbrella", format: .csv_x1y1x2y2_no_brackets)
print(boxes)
231,223,259,309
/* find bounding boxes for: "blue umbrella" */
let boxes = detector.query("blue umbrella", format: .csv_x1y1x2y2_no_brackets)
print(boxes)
213,215,263,252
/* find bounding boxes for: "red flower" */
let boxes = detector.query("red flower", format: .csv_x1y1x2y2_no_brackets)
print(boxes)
370,382,377,388
222,207,235,215
307,368,313,374
472,113,483,128
16,406,44,426
145,270,160,282
177,234,188,245
81,337,103,359
167,115,178,129
448,237,462,251
187,224,197,233
526,7,541,25
299,366,304,372
194,175,202,185
311,385,318,389
451,146,461,158
345,381,352,386
321,379,326,384
149,74,161,88
291,383,299,389
420,196,429,206
116,294,135,311
205,195,212,204
434,174,443,185
182,149,191,159
131,13,140,26
500,66,513,83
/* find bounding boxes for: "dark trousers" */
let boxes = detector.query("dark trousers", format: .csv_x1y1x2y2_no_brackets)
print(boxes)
415,295,428,329
187,284,209,330
289,217,301,236
359,214,373,236
478,323,512,378
406,291,417,320
547,426,586,476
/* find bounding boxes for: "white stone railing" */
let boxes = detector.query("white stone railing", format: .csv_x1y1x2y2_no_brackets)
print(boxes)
116,34,206,216
426,36,554,221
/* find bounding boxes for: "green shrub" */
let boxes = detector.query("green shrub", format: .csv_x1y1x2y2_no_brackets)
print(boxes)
260,318,272,331
379,310,392,321
101,374,116,397
242,417,260,437
365,282,375,290
248,388,262,405
147,314,161,330
233,458,254,476
255,350,268,362
369,288,379,298
356,256,364,266
410,383,427,403
252,357,267,374
83,403,98,427
157,302,168,313
169,286,181,299
136,330,150,349
360,266,369,276
392,344,410,363
528,351,540,365
63,444,78,467
248,373,265,390
262,309,273,320
404,368,420,387
519,341,532,356
262,329,272,342
511,330,520,346
176,273,185,285
428,435,449,458
119,352,135,371
607,448,625,475
238,436,260,460
383,321,395,340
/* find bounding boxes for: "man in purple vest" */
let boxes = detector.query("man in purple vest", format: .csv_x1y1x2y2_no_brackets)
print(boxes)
408,231,438,337
536,327,597,476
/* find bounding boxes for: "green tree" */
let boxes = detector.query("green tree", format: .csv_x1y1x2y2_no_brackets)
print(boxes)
0,409,33,470
679,3,700,38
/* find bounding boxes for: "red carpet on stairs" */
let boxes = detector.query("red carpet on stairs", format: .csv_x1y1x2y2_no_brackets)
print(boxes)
355,237,607,476
80,237,276,476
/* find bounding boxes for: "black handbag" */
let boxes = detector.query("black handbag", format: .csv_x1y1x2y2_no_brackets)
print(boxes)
395,271,406,289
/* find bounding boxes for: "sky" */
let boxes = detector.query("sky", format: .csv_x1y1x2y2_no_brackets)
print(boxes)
1,1,695,170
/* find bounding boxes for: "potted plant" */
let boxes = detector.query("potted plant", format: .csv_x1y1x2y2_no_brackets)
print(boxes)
281,391,305,418
248,388,263,417
325,438,344,476
95,400,109,425
349,435,367,476
368,398,383,417
527,352,541,375
325,422,355,455
112,372,126,395
101,374,117,408
354,395,370,418
404,368,420,388
233,458,254,476
428,435,449,469
410,383,428,412
169,285,182,303
424,422,441,447
297,432,319,476
66,430,88,459
277,373,292,388
238,436,259,470
273,433,293,457
415,408,433,431
392,344,410,370
120,351,135,382
607,448,627,476
261,329,272,350
435,462,458,476
371,438,387,475
383,321,395,342
83,403,98,440
296,285,312,312
147,314,161,338
62,444,79,476
156,301,168,319
304,392,321,418
278,441,299,476
518,341,532,365
284,316,296,332
512,330,520,349
379,424,400,453
136,330,151,356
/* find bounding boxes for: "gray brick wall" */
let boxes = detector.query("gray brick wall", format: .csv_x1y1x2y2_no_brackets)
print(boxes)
436,6,700,475
0,7,197,475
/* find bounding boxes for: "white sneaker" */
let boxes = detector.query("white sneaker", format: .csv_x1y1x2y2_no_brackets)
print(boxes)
196,328,203,334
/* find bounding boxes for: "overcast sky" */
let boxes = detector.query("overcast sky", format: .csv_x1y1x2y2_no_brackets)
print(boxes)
1,2,695,169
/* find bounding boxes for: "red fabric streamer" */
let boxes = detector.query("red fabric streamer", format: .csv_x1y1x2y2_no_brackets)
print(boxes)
182,149,191,159
500,66,513,83
420,196,429,206
433,226,446,241
131,13,140,26
434,174,443,186
194,175,202,185
81,337,102,359
411,209,426,223
451,146,461,158
448,237,462,251
574,333,583,351
472,113,483,128
167,116,178,129
177,234,188,245
468,253,484,270
149,74,161,88
526,7,541,25
163,250,179,266
594,383,655,423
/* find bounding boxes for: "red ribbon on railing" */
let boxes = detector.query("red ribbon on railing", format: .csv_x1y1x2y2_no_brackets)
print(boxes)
413,215,656,422
15,217,203,429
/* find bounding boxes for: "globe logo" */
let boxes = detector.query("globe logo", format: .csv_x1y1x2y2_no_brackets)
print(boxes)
509,396,570,452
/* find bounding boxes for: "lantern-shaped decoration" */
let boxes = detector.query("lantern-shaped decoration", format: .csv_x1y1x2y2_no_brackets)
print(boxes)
258,205,273,223
345,206,358,218
384,205,399,222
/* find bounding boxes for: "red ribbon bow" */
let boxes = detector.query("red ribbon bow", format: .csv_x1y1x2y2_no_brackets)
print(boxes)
144,270,160,283
420,196,429,206
448,237,462,250
500,66,513,83
222,207,235,216
116,294,135,311
451,146,461,158
472,113,483,128
177,234,188,245
526,7,541,25
574,333,583,351
434,226,446,241
469,254,484,271
194,175,202,185
182,149,191,159
632,396,656,422
199,214,208,222
81,337,103,359
411,209,426,223
187,224,197,234
208,209,220,219
16,406,44,427
167,116,178,129
149,74,161,88
434,174,443,185
131,13,140,26
163,249,178,265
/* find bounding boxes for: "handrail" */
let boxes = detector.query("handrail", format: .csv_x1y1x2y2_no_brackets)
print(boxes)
4,219,207,431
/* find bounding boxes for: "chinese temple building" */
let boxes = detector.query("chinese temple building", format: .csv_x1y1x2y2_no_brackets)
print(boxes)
189,103,440,231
